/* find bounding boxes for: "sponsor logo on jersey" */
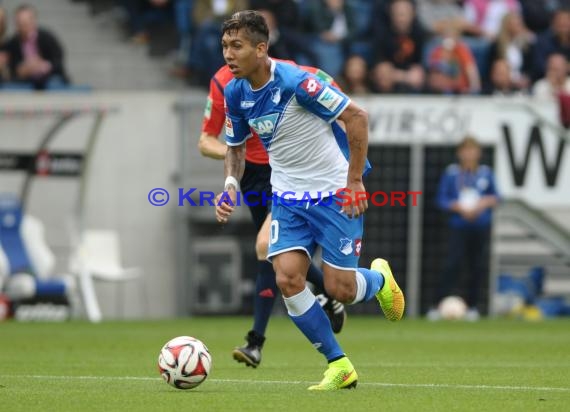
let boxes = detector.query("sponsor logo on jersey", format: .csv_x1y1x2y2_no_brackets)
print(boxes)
317,86,343,112
314,69,333,84
240,100,255,109
249,113,279,139
355,239,362,256
301,78,323,97
204,97,212,119
225,116,234,137
270,87,281,104
339,238,353,256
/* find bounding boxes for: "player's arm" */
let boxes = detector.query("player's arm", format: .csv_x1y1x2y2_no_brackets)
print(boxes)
198,76,228,160
198,131,227,159
215,86,250,224
224,143,246,185
295,75,369,217
337,102,369,217
216,142,245,223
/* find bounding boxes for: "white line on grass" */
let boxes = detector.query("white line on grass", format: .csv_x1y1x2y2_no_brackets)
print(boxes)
1,375,569,393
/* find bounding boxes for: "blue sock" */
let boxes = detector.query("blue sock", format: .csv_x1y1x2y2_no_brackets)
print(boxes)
252,261,278,336
290,301,344,361
357,267,385,302
306,263,325,294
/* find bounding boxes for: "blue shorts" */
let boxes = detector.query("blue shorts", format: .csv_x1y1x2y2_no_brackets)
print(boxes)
267,196,363,270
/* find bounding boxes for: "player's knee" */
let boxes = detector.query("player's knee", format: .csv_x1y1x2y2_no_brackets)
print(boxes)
323,273,356,303
275,271,304,296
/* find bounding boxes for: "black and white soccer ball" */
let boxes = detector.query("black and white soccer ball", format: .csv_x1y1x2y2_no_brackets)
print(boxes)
158,336,212,389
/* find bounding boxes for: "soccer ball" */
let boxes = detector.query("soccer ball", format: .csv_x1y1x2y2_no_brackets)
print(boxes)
438,296,467,320
158,336,212,389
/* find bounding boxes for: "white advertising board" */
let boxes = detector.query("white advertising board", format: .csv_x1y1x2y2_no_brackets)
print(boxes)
356,96,569,208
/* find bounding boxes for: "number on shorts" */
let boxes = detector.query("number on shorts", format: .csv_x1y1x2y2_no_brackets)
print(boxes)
270,220,279,244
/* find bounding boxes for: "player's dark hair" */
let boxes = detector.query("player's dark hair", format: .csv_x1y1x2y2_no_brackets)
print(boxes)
221,10,269,46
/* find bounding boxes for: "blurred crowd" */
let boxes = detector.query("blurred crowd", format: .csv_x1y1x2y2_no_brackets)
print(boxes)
108,0,570,97
0,3,69,90
2,0,570,96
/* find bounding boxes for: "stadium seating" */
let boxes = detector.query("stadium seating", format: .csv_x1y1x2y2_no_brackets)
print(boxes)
0,194,74,315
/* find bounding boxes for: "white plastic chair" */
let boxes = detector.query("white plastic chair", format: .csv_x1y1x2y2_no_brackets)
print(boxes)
70,230,145,322
21,215,57,280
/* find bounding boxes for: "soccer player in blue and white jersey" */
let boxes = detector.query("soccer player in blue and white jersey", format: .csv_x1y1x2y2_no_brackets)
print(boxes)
199,62,347,369
215,11,405,390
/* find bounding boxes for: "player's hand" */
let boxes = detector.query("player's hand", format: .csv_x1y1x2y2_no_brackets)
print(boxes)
341,180,368,219
459,207,478,221
215,188,237,224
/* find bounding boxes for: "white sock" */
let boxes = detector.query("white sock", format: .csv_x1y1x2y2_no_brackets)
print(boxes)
283,286,316,316
351,271,367,304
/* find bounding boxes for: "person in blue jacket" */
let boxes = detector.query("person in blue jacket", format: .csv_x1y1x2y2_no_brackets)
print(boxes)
429,135,500,321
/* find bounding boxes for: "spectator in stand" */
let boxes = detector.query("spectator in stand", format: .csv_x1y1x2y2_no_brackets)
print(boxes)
3,4,69,90
463,0,520,40
488,11,534,91
0,5,9,84
120,0,174,44
254,7,318,65
371,0,426,93
427,25,481,94
255,9,294,61
250,0,299,28
373,0,400,30
532,8,570,80
519,0,570,34
418,0,495,81
338,54,370,94
0,5,6,44
484,58,524,95
169,0,195,79
416,0,482,37
188,0,248,86
251,0,318,67
532,53,570,98
304,0,357,78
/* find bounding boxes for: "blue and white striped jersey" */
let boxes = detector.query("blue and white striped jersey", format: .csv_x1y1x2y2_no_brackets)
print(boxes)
224,59,370,199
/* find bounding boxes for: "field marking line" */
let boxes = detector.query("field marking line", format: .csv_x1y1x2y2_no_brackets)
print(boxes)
1,375,569,392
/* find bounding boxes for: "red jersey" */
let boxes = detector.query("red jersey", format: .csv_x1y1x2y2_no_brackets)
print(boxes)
201,61,339,165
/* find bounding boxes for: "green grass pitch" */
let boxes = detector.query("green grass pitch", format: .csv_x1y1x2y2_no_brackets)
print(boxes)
1,317,569,411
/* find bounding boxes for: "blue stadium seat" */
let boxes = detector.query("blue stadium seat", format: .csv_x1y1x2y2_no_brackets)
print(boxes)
0,194,70,300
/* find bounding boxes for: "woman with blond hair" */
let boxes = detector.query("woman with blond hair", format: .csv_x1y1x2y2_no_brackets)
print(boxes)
488,11,534,91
